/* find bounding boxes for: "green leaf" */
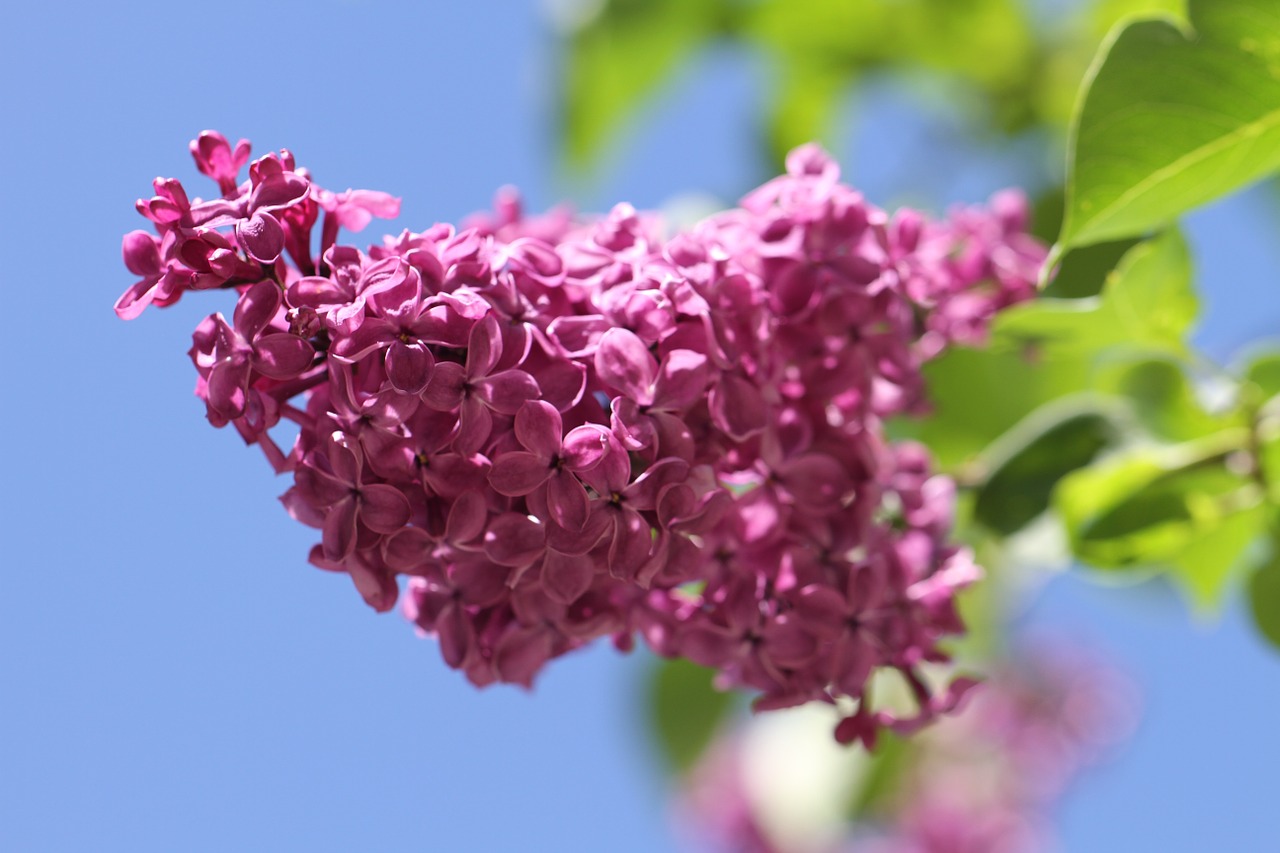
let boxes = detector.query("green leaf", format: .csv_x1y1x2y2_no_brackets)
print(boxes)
1042,236,1142,298
902,345,1093,470
844,730,911,820
742,0,1036,163
973,401,1123,535
1248,548,1280,650
1087,0,1187,40
1257,426,1280,501
1059,0,1280,251
1002,229,1196,357
907,233,1200,481
744,0,1033,85
1243,349,1280,399
1103,229,1199,347
560,0,725,169
647,657,734,775
763,59,852,168
1054,431,1251,569
1097,356,1236,442
1168,503,1265,613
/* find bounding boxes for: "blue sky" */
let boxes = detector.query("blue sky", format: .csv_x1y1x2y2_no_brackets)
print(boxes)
3,2,1279,850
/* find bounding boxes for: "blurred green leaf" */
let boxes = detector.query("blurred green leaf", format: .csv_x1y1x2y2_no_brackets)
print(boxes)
561,0,726,169
1034,186,1140,298
1087,0,1186,38
974,402,1123,535
844,730,911,820
743,0,1037,165
1168,503,1265,613
1001,229,1195,357
647,657,734,775
1054,431,1251,569
764,59,852,166
1244,349,1280,399
905,345,1093,470
1248,547,1280,650
1042,237,1142,298
1102,229,1198,348
1257,426,1280,500
911,232,1200,483
1097,356,1236,442
1058,0,1280,252
743,0,1033,85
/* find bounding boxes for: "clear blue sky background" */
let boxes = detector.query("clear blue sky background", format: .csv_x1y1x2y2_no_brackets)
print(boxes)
3,2,1279,851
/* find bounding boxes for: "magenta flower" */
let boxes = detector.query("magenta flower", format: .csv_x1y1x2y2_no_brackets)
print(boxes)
289,431,412,563
488,400,609,531
190,130,251,197
328,259,444,394
191,279,315,421
422,313,540,454
595,328,708,459
117,133,1046,742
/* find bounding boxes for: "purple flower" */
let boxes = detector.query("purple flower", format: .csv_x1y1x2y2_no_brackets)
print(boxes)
488,400,609,531
117,133,1046,737
288,430,412,563
190,130,251,197
422,312,541,454
190,279,315,421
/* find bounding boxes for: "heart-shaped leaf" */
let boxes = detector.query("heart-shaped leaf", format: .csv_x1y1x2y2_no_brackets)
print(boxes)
1059,0,1280,253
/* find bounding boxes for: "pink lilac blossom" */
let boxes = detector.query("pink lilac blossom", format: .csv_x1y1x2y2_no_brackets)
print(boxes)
116,131,1045,742
681,647,1137,853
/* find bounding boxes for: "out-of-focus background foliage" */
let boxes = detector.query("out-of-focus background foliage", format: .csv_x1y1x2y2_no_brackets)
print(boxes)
562,0,1179,171
3,0,1280,850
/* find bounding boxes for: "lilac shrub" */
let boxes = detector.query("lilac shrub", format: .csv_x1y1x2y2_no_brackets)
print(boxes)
116,132,1044,742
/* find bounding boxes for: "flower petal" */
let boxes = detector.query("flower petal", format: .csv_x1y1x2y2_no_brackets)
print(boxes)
359,484,411,533
322,496,359,562
436,603,474,669
542,550,595,604
445,490,488,543
709,373,768,440
546,506,612,555
122,230,162,277
546,472,590,532
488,452,553,497
653,349,709,409
561,425,611,472
330,318,394,362
254,333,314,379
493,626,553,688
594,327,657,403
383,527,435,572
386,340,435,395
608,507,653,581
454,398,493,455
513,400,562,460
234,279,283,342
475,369,540,414
482,512,546,568
236,210,286,263
467,312,504,378
422,361,466,411
114,277,159,321
207,357,251,419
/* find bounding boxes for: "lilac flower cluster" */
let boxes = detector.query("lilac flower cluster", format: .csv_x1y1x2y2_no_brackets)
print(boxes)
117,132,1044,740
